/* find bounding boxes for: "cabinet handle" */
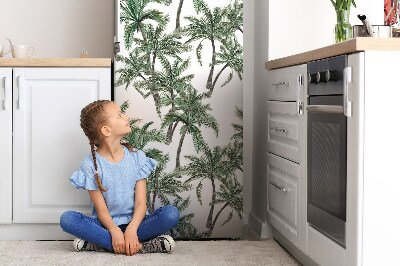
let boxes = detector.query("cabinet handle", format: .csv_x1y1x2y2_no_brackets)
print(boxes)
17,76,23,109
2,77,6,110
269,181,290,192
343,67,352,117
306,105,343,114
270,127,288,133
272,81,289,87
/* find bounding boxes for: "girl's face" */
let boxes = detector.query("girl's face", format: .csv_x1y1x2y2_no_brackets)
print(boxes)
102,102,131,137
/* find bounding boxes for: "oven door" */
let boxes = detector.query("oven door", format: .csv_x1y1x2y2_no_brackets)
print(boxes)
306,95,347,248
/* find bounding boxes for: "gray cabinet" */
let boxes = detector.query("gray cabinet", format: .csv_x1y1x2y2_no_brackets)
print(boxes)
266,64,306,252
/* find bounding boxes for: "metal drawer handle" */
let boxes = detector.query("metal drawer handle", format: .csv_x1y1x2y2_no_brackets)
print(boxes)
270,181,290,192
272,81,289,87
2,77,6,110
17,76,23,109
270,127,288,133
306,105,343,114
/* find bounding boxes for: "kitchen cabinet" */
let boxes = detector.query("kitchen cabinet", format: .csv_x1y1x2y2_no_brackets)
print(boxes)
0,64,111,239
266,64,307,252
266,38,400,266
0,68,12,224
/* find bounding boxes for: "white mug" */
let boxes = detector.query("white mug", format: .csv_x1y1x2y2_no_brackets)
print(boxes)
0,38,12,57
11,44,34,58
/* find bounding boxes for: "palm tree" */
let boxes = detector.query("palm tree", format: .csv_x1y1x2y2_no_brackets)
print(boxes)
225,107,243,172
134,57,194,123
179,145,233,236
162,85,219,170
212,38,243,93
115,49,150,92
120,0,171,49
116,19,191,112
134,18,192,72
120,103,194,238
146,152,191,212
181,0,243,97
175,0,186,30
222,0,243,33
172,197,207,239
179,106,243,236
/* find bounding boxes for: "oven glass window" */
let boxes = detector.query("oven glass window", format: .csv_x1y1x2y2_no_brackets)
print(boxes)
308,113,347,221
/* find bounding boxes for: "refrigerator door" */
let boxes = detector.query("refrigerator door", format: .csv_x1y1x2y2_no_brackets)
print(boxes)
113,0,243,238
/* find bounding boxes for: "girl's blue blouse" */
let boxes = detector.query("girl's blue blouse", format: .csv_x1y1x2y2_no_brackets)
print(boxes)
70,146,157,226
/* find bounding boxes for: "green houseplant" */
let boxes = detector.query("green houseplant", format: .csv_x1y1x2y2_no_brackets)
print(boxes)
331,0,357,42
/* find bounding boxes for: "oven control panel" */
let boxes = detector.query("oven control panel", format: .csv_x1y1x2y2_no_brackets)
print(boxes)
307,55,347,96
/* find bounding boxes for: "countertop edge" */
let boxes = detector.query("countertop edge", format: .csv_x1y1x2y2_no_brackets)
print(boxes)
0,58,112,67
265,37,400,70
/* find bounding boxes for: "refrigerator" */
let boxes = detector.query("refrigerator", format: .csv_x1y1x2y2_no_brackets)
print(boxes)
113,0,243,239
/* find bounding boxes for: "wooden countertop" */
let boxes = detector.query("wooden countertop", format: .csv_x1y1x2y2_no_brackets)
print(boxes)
0,58,112,67
265,37,400,70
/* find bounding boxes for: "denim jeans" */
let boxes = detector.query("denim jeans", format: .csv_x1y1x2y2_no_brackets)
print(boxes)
60,205,179,252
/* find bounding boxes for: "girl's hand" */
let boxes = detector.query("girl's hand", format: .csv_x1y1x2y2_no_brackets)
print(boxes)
124,226,141,256
110,227,125,254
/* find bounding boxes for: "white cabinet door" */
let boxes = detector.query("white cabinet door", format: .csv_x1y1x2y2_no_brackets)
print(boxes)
0,68,12,224
267,101,299,163
267,153,300,246
13,67,111,223
266,64,306,101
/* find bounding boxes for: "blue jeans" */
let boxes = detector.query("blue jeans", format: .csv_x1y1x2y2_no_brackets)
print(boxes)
60,205,179,252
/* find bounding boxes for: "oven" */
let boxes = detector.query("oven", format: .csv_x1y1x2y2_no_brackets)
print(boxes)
306,55,347,248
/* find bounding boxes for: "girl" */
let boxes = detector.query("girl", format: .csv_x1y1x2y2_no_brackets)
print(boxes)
60,100,179,256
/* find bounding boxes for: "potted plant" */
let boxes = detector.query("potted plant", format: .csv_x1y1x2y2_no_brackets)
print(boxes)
331,0,357,42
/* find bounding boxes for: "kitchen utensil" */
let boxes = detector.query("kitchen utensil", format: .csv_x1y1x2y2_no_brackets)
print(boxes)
353,25,392,38
352,14,392,38
0,38,12,57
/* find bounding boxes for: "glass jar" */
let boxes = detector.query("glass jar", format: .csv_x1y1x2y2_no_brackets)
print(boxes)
335,9,352,43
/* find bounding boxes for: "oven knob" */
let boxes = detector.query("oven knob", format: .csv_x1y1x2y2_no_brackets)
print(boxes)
309,72,320,84
328,70,338,82
319,71,328,83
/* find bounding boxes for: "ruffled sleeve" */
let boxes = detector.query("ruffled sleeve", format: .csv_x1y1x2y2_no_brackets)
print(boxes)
70,159,99,190
136,150,158,181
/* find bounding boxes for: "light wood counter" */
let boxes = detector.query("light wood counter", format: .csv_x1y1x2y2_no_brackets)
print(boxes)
0,58,111,67
265,37,400,70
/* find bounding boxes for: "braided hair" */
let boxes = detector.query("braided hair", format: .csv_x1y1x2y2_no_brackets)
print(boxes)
80,100,133,192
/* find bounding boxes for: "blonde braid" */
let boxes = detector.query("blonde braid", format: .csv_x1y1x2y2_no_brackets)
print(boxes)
80,100,111,192
90,143,107,192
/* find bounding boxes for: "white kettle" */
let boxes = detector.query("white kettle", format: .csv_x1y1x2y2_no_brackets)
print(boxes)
0,38,12,57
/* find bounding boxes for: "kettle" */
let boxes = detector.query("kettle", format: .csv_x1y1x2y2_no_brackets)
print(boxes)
353,14,392,38
0,38,12,57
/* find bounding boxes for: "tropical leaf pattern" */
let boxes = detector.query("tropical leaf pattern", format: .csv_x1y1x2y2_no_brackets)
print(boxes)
116,0,243,238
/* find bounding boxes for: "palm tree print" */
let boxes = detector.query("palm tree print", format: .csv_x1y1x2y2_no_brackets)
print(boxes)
180,0,243,97
116,0,243,238
120,0,172,48
162,84,219,170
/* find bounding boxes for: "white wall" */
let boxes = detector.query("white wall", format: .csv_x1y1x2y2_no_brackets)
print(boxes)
0,0,114,58
269,0,383,59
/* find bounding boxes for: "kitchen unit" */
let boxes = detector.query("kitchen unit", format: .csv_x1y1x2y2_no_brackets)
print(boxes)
0,58,111,240
266,63,307,252
265,38,400,266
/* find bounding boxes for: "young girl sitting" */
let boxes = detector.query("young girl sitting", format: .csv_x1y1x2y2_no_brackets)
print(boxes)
60,100,179,256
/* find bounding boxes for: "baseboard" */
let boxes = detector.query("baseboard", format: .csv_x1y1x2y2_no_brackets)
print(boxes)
272,228,318,266
248,211,272,239
0,224,73,240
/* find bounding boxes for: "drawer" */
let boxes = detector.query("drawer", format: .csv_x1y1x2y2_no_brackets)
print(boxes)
267,153,299,244
266,64,306,101
267,101,299,163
